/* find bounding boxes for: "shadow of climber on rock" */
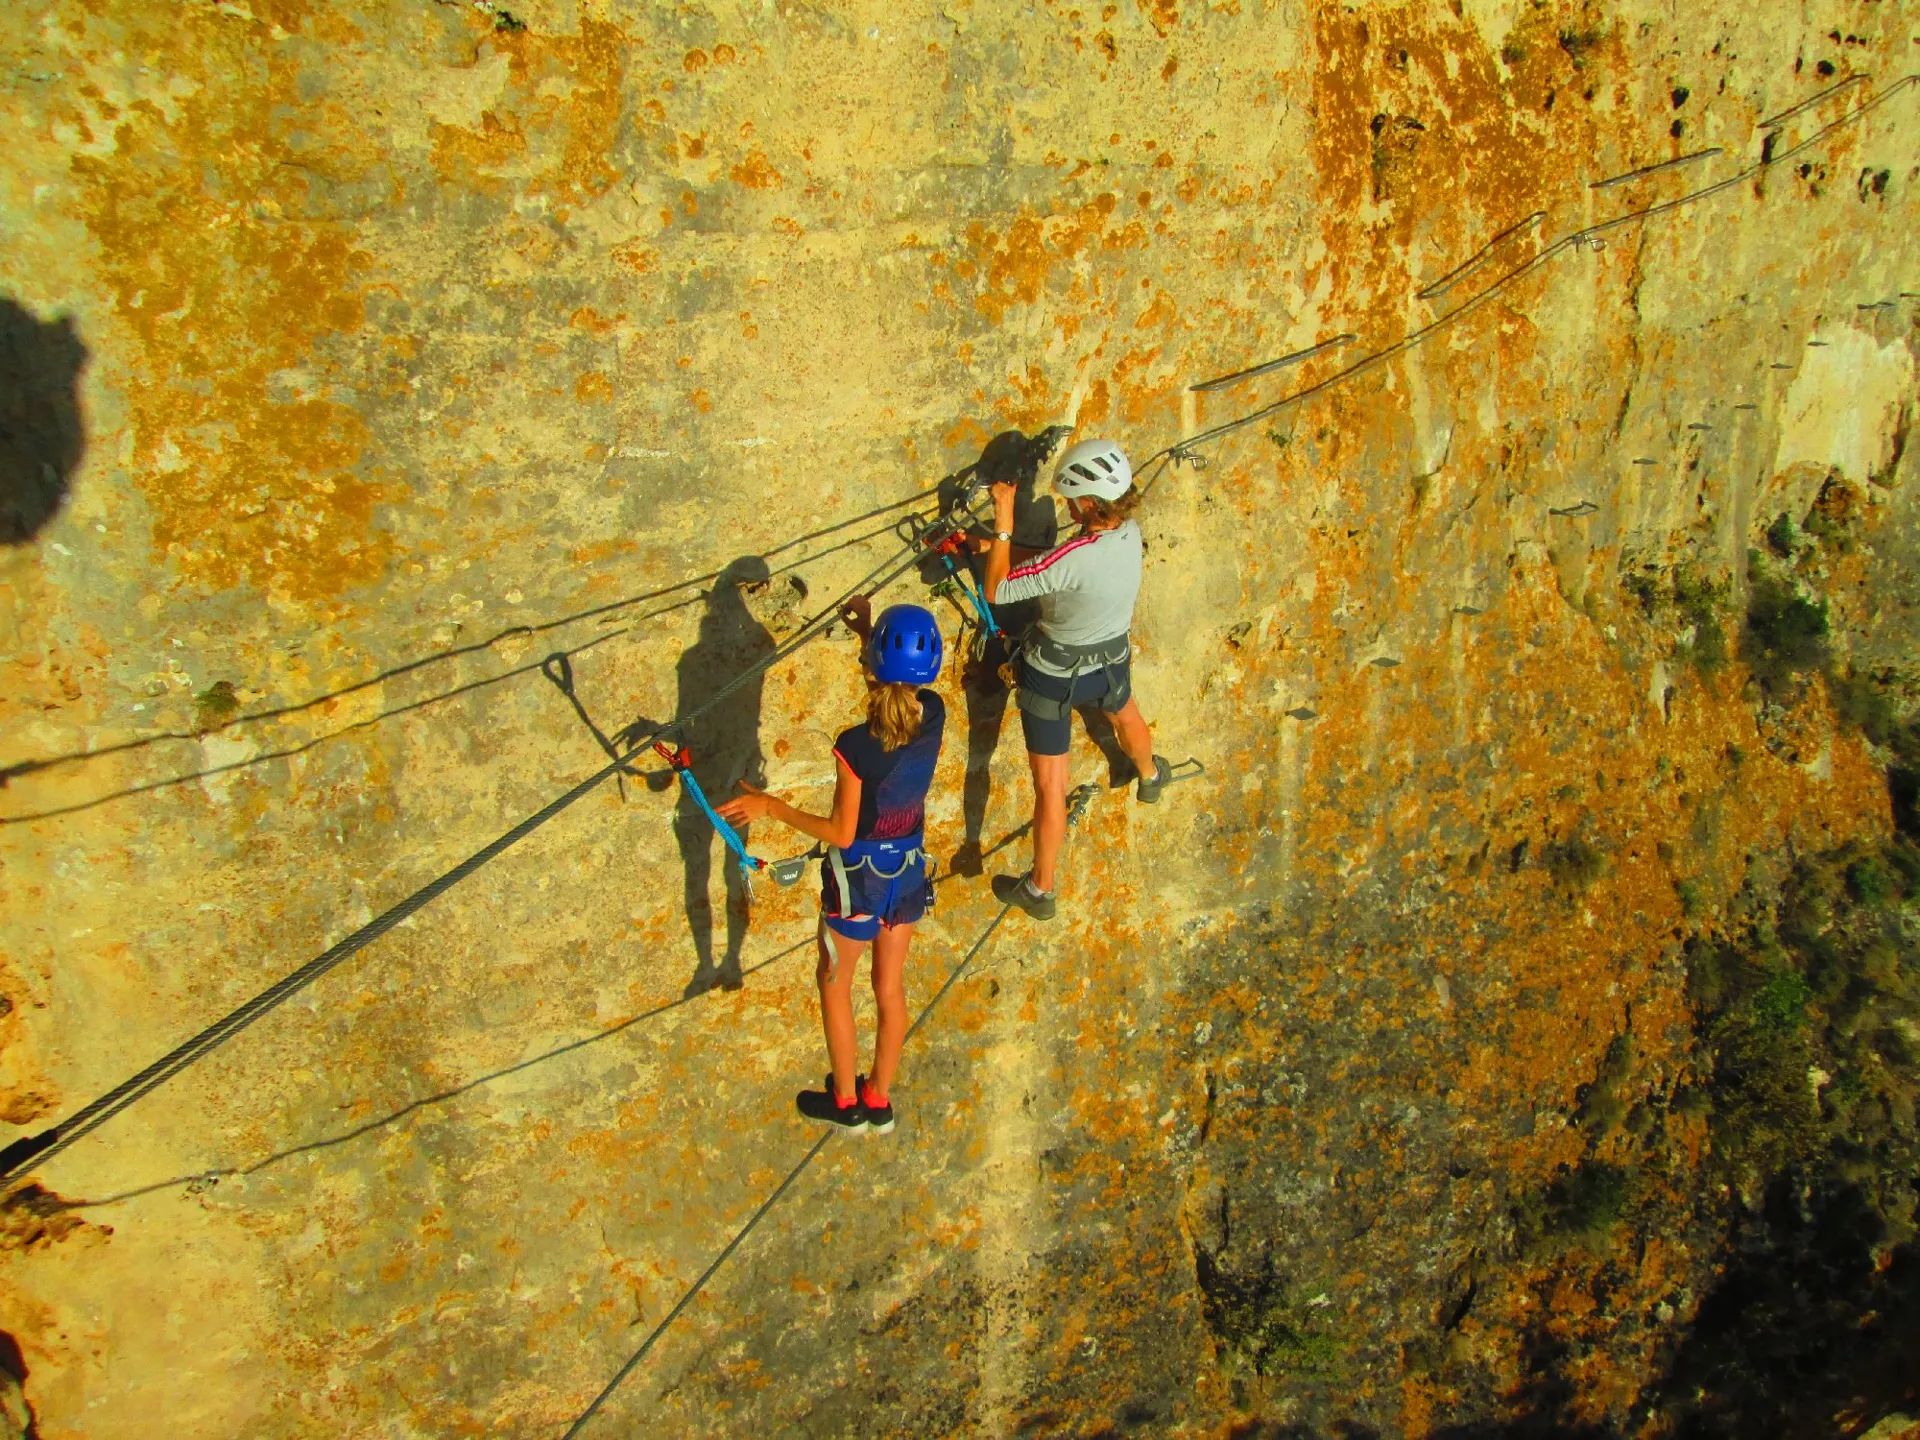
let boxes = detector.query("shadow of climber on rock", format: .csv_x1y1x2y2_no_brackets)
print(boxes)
669,556,776,996
940,429,1059,876
0,297,87,545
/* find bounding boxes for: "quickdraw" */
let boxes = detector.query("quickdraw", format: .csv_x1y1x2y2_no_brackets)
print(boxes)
894,509,999,661
901,424,1074,657
652,738,812,888
925,530,998,637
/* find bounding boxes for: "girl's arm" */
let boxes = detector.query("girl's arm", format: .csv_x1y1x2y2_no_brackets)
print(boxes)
716,758,861,850
841,594,874,643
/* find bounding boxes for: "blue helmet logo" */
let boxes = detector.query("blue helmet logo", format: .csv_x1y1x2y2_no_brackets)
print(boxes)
868,604,943,684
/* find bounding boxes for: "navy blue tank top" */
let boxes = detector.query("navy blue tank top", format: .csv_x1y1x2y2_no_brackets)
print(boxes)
832,690,946,841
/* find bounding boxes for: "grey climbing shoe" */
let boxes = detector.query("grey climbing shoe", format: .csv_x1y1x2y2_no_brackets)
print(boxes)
1136,755,1174,803
992,871,1057,921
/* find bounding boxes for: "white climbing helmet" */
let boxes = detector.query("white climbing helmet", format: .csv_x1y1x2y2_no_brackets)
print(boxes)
1052,438,1133,502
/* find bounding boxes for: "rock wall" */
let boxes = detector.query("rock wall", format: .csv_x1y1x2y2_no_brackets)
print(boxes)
2,0,1918,1435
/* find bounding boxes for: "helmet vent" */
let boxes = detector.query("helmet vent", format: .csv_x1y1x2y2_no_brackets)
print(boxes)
1051,437,1133,501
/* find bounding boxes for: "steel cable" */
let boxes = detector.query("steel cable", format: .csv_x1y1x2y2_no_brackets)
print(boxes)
0,496,976,1183
0,490,942,823
1139,73,1918,489
560,786,1099,1437
556,76,1919,1427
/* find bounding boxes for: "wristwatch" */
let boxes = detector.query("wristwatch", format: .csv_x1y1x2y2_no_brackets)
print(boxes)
995,530,1012,542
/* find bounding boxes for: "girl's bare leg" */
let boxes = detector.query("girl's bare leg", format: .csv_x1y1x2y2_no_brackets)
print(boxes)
816,920,868,1104
866,922,913,1101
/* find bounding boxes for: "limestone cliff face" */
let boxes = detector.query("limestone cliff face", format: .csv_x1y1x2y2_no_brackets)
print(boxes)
2,1,1918,1436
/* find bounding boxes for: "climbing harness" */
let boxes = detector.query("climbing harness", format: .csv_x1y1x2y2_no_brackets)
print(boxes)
824,836,934,925
649,737,812,891
1014,633,1135,723
820,838,935,983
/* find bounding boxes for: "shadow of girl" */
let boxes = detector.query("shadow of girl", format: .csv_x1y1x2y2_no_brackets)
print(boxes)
669,558,776,995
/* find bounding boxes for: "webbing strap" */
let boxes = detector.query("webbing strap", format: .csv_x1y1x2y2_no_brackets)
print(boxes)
1014,629,1133,722
1023,630,1130,672
927,531,998,637
945,557,998,635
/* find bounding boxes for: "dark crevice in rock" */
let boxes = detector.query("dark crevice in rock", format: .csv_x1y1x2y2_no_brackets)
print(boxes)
0,1331,38,1440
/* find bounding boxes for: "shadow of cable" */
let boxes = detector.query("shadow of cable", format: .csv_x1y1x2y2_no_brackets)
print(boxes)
0,509,924,825
0,589,702,825
56,821,1036,1214
63,935,816,1211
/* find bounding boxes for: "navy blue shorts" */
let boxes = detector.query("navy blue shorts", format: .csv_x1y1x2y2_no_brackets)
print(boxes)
1017,658,1132,756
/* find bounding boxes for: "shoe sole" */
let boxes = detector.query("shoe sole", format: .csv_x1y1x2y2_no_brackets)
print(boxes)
865,1117,895,1135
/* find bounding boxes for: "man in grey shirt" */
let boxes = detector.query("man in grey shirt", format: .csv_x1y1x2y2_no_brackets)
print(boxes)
981,437,1172,920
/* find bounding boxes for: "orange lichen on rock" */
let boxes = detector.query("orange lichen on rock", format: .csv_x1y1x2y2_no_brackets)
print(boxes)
729,150,785,189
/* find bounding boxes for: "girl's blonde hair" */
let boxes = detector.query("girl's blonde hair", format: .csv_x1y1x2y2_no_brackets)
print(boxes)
868,680,923,752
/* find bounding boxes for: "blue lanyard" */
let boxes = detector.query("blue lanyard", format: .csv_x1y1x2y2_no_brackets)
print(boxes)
654,741,761,879
934,541,998,636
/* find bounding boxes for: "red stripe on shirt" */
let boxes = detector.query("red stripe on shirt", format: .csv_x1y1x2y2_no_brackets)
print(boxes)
1005,532,1099,582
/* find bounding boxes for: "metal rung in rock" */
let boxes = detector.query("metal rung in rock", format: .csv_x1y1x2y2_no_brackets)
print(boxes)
1161,757,1207,787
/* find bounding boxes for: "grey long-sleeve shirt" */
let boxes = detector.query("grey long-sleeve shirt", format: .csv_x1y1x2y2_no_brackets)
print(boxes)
993,519,1142,676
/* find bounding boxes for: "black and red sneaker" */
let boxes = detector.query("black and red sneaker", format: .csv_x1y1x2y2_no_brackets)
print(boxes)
796,1075,867,1131
859,1076,895,1135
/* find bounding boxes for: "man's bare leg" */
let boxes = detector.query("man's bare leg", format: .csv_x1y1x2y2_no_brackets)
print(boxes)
1107,697,1157,783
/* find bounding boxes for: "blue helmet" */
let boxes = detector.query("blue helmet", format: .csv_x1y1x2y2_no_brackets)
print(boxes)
868,604,943,684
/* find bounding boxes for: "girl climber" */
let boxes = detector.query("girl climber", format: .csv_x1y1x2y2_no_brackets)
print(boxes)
717,600,947,1134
